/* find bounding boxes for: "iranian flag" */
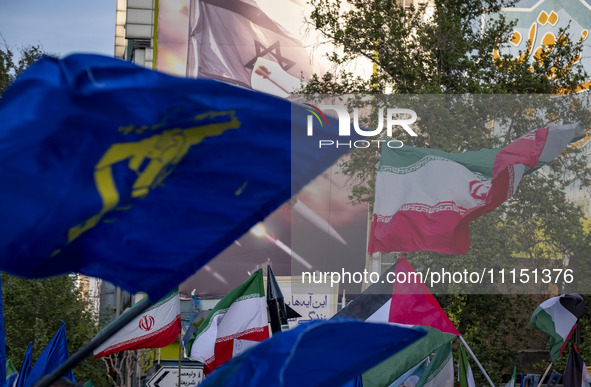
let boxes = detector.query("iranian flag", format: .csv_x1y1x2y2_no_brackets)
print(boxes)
93,291,181,358
186,269,269,375
369,123,582,254
530,294,587,362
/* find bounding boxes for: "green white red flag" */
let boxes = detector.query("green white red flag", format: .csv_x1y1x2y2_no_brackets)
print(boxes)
186,269,269,375
93,291,181,358
530,294,587,362
369,123,581,254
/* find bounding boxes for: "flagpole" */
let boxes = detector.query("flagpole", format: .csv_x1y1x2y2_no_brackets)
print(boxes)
178,334,182,387
459,335,495,387
537,362,552,387
0,276,6,386
33,297,153,387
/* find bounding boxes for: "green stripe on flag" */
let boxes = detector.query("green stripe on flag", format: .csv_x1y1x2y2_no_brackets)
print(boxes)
5,359,16,378
379,144,500,179
530,306,564,362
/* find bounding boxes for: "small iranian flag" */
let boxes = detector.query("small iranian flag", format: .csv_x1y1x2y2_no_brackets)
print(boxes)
93,291,181,358
186,269,269,375
369,123,581,254
530,294,587,362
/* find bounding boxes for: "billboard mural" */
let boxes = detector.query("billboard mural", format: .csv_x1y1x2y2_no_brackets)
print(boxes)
499,0,591,216
155,0,369,299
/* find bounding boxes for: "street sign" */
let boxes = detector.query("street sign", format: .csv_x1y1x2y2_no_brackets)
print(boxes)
146,365,204,387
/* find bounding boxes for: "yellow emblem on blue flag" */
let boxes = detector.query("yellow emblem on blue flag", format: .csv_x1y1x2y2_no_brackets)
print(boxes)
68,111,240,242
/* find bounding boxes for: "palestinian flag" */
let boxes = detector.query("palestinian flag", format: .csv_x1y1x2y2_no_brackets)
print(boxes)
186,269,269,375
388,257,460,336
530,294,587,362
93,291,181,358
369,123,582,254
563,345,591,387
334,258,458,387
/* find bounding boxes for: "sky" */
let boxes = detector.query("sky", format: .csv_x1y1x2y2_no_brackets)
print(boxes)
0,0,116,58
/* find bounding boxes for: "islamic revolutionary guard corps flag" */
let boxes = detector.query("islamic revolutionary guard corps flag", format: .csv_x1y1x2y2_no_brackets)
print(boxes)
563,345,591,387
369,123,582,254
0,54,350,301
186,269,269,375
93,291,181,358
530,294,588,362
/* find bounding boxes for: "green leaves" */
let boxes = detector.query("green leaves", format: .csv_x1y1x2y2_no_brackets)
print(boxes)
2,274,109,385
0,43,47,96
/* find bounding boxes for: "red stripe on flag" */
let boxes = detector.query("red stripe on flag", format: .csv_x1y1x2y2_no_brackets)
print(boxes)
369,210,468,255
389,257,460,336
560,323,578,357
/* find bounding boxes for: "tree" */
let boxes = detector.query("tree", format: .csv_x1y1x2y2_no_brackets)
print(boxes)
304,0,591,382
0,41,46,96
2,274,109,385
101,349,156,386
0,43,110,385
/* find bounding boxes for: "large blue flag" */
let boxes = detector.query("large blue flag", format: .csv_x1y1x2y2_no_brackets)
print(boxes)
200,318,426,387
0,54,350,300
24,322,75,387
